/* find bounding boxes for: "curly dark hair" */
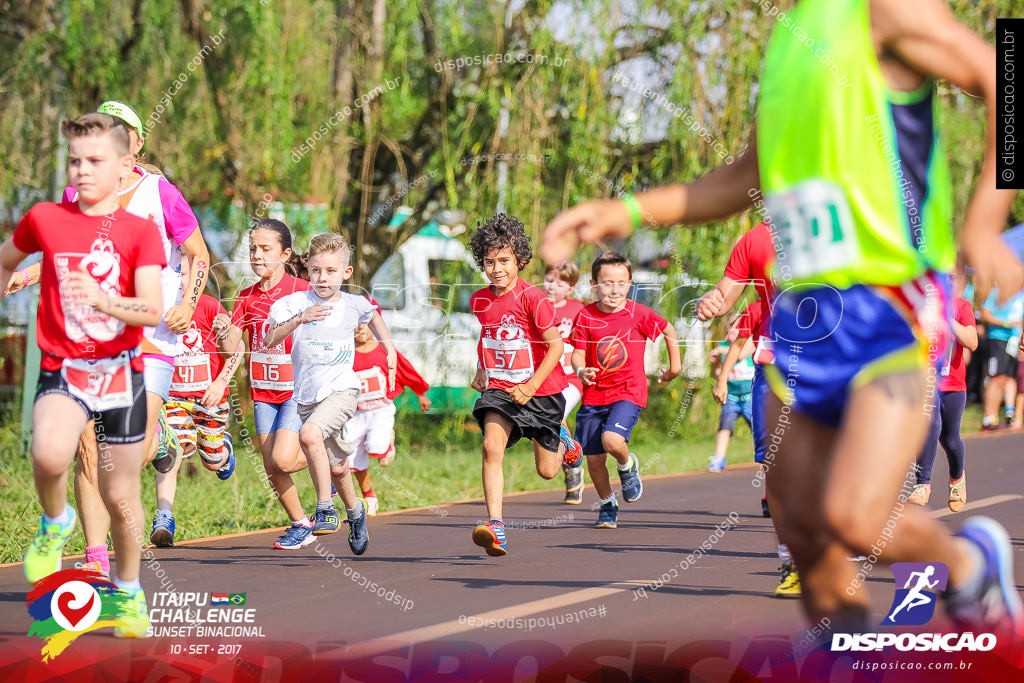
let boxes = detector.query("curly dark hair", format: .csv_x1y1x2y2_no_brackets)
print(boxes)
468,213,532,271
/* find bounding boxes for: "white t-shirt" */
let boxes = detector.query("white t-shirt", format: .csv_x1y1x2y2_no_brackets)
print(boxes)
268,291,375,405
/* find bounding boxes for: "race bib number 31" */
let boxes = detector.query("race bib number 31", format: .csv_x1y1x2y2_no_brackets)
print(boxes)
482,335,534,384
765,180,859,279
62,353,133,412
250,353,294,391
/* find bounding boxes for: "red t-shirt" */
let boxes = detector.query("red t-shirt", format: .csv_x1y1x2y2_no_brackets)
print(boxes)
570,301,667,407
939,297,976,392
553,298,585,392
352,343,430,411
470,278,568,396
170,294,231,400
229,273,311,404
724,222,776,342
12,202,166,370
735,299,775,365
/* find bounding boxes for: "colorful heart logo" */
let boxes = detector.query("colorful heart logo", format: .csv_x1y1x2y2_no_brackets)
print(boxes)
56,591,95,628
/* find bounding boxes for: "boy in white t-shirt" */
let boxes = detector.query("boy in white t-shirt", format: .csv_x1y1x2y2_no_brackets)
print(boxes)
265,233,396,554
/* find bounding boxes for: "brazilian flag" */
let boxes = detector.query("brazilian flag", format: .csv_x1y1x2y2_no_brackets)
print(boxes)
228,593,246,606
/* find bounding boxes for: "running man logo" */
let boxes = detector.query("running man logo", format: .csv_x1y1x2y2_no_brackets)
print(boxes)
883,562,949,626
25,568,131,661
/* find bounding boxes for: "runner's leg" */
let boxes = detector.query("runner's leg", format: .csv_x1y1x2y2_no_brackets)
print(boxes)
482,412,514,520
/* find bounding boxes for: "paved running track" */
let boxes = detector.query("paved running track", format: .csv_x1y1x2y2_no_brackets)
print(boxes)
1,431,1023,681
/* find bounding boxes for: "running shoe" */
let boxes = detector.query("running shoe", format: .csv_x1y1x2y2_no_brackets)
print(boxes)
564,464,584,505
150,510,175,547
24,509,77,583
151,411,180,473
114,586,150,638
908,483,931,506
312,507,341,535
981,422,1006,432
949,475,966,513
472,520,508,556
380,442,396,467
618,453,643,503
274,522,314,550
595,500,619,529
560,423,582,468
707,454,726,472
946,516,1024,632
774,564,801,597
216,433,235,480
761,496,771,518
346,499,369,555
365,496,380,516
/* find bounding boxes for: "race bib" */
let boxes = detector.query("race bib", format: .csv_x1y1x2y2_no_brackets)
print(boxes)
62,352,133,412
250,352,294,391
1006,335,1020,356
357,366,388,404
482,335,534,384
561,342,575,375
765,180,858,279
753,335,775,365
171,354,212,393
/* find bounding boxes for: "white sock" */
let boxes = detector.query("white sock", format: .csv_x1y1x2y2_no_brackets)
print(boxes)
44,505,71,527
778,544,792,565
601,493,617,506
157,508,172,516
292,516,311,527
617,457,632,472
115,576,142,591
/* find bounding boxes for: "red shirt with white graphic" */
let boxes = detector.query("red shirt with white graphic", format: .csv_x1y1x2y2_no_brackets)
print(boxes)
12,202,166,371
170,294,231,400
939,297,976,393
724,222,776,346
471,278,568,397
353,343,430,411
229,273,311,404
553,298,585,392
735,299,775,365
570,301,667,407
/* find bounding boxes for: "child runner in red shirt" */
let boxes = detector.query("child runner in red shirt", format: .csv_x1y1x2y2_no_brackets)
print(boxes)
571,251,680,529
0,113,166,637
468,214,582,557
153,292,245,546
542,262,586,504
346,322,432,515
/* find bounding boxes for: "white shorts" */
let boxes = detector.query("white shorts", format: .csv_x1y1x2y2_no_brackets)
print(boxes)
342,403,396,471
561,384,582,420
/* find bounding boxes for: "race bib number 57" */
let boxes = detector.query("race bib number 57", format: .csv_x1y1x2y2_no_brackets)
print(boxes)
482,336,534,384
765,180,859,279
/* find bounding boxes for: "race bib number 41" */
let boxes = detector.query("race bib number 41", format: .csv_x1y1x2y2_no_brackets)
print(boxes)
482,335,534,384
171,354,212,392
250,352,294,391
765,180,859,279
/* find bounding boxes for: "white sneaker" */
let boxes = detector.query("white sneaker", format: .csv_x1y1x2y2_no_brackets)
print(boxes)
365,496,379,516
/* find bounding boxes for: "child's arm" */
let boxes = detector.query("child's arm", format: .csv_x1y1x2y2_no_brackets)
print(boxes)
471,364,487,393
509,327,563,405
367,311,397,391
658,322,681,385
714,337,752,404
165,230,211,333
264,302,329,348
396,352,431,412
4,260,40,295
201,337,245,407
0,240,29,299
66,263,163,327
951,318,978,352
571,347,597,385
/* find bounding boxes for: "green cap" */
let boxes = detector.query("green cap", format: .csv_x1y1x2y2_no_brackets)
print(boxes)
96,100,145,138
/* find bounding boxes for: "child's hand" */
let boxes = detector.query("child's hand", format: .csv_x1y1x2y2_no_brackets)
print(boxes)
712,380,728,404
507,381,537,405
418,394,432,412
658,366,679,384
300,303,331,324
387,359,397,392
201,379,228,407
577,367,598,386
471,369,487,393
697,289,725,322
212,313,232,340
67,267,106,309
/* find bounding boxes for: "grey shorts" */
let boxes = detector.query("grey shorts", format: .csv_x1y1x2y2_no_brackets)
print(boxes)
296,389,359,469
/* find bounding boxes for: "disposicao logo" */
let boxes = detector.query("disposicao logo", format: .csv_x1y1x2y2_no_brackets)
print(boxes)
26,568,131,661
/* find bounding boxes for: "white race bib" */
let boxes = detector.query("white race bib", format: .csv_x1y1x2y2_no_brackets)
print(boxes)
729,361,756,382
62,352,133,412
357,366,388,404
1006,335,1020,356
765,179,858,279
171,354,212,393
482,335,534,384
561,342,575,375
753,335,774,365
250,352,294,391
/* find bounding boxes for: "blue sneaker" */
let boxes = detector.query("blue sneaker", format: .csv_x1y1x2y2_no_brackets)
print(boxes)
559,423,582,467
216,433,235,480
150,511,175,547
618,453,643,503
345,500,369,555
707,454,727,472
472,520,507,557
595,500,619,529
274,522,314,550
946,516,1024,631
312,506,341,535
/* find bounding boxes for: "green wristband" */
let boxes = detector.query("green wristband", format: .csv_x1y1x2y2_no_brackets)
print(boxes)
622,193,643,231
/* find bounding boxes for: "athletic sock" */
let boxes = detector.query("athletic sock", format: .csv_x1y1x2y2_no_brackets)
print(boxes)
115,576,142,592
345,505,362,520
489,517,503,525
156,508,172,516
617,458,632,472
363,488,376,498
293,517,311,528
85,544,110,574
601,493,617,506
949,474,964,485
777,544,792,566
982,415,997,427
44,505,71,527
315,500,335,513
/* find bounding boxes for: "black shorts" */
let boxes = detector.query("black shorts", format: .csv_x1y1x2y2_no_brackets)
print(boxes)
473,389,565,452
36,366,148,445
986,338,1018,379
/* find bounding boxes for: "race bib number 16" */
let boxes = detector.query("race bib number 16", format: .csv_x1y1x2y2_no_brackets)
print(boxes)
765,180,859,279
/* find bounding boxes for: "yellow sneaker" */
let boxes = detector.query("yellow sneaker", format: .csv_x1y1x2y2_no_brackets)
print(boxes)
24,510,77,584
114,587,150,638
908,483,931,506
774,565,801,598
948,474,966,513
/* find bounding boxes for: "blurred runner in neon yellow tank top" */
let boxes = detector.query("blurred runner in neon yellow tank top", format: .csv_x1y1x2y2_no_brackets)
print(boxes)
542,0,1023,638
